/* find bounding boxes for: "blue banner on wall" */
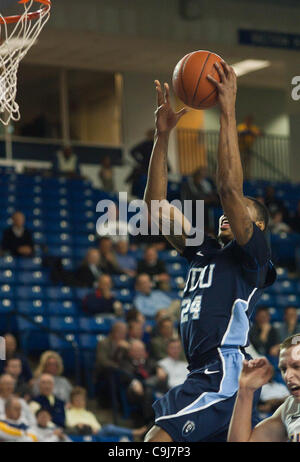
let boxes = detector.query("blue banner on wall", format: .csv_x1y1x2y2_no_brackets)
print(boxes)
239,29,300,51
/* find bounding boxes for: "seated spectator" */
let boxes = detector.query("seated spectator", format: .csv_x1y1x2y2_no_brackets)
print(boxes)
0,374,36,427
34,408,70,442
97,205,134,245
1,211,34,257
75,248,102,288
258,372,289,419
278,306,300,343
98,155,115,193
269,211,291,235
249,307,280,357
137,246,169,289
65,387,146,440
0,397,37,442
290,199,300,234
30,374,65,428
0,334,32,383
33,351,72,403
125,307,146,326
158,339,188,389
128,320,145,342
118,340,168,426
180,166,219,229
53,145,80,178
115,240,137,277
95,321,129,378
264,186,288,221
150,317,183,361
82,274,123,317
97,237,123,274
133,273,180,320
4,358,27,396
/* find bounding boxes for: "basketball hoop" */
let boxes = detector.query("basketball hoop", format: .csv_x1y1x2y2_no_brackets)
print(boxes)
0,0,51,125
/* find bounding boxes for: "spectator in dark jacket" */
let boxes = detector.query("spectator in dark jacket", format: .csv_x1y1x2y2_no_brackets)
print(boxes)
137,246,169,290
249,307,280,357
82,274,123,316
29,374,65,428
75,248,102,288
1,211,34,257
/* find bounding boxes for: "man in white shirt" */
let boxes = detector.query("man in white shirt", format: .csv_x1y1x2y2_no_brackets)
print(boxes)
0,397,37,442
158,339,188,389
0,374,36,427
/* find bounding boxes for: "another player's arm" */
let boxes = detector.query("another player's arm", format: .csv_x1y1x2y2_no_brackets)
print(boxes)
143,81,190,253
208,63,254,246
228,358,287,442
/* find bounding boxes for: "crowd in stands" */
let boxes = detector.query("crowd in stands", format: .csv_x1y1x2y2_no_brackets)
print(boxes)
0,162,299,441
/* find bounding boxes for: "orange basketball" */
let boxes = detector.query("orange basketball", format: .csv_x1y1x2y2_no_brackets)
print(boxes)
172,50,223,110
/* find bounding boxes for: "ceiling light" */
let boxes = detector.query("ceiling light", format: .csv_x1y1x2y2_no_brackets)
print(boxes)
231,59,271,77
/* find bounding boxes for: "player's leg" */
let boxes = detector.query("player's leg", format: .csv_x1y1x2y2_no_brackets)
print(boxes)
144,425,173,442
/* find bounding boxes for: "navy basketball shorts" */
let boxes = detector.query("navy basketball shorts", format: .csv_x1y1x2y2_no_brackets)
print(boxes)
153,347,261,442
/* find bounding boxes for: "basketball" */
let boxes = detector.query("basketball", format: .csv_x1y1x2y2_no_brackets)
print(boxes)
172,50,224,110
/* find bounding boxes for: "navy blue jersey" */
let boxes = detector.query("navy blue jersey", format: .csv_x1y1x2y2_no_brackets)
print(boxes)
181,223,276,371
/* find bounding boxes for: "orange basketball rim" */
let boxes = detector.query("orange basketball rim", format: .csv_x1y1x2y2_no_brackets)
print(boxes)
0,0,51,25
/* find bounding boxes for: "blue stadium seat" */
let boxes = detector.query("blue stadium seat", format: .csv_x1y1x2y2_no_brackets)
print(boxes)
79,334,99,350
111,275,134,289
17,271,49,285
16,315,49,352
113,289,134,303
18,257,43,271
74,222,95,234
270,280,297,294
49,316,79,332
259,293,276,307
166,262,188,277
46,286,74,300
159,249,184,263
48,333,79,349
47,245,73,257
15,285,46,300
0,256,16,270
269,307,284,323
73,235,96,247
0,284,14,299
47,301,77,316
45,233,73,245
17,300,47,315
0,270,16,284
78,316,114,334
74,288,90,301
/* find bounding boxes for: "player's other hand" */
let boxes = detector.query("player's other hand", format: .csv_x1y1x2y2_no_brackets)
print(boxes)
239,357,274,392
154,80,187,135
207,61,237,116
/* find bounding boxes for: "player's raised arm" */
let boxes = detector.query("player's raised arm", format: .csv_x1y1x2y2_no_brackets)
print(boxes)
207,63,256,246
228,358,286,442
143,81,190,254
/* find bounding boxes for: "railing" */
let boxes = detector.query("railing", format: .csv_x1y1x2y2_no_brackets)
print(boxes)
177,129,290,182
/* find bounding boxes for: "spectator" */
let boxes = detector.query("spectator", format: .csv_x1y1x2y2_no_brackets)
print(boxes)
1,211,34,257
0,374,36,427
53,145,80,178
133,273,180,320
0,397,37,442
34,408,70,442
125,307,146,326
249,307,280,357
118,340,168,426
30,374,66,428
95,322,129,378
158,339,188,389
264,186,288,220
269,210,291,235
278,306,300,343
180,166,219,229
33,351,72,403
4,358,27,395
97,237,123,274
82,274,123,317
75,248,102,288
98,155,115,192
65,387,146,440
0,334,32,383
237,115,262,180
97,205,133,245
290,199,300,234
128,320,145,342
115,240,137,277
150,317,183,361
137,246,169,289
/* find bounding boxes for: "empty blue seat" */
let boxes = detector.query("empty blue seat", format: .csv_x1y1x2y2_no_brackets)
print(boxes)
78,316,114,334
270,280,297,294
46,286,74,300
74,288,90,301
113,289,134,303
46,233,73,245
17,315,48,331
49,316,79,332
0,270,16,284
17,271,49,285
18,257,43,271
111,275,134,289
159,249,184,263
269,307,284,322
0,256,16,270
17,300,46,315
47,245,73,258
166,262,188,277
259,293,276,307
74,222,95,233
46,222,72,233
73,235,96,246
0,284,14,298
275,294,300,307
47,301,77,316
15,286,46,300
48,333,79,350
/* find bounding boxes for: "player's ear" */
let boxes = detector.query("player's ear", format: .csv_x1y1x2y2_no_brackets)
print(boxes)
255,220,265,232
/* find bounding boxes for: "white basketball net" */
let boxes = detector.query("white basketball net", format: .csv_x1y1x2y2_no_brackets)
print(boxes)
0,0,51,125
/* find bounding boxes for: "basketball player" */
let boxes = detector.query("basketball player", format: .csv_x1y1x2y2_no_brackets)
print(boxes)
143,61,276,442
228,334,300,442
